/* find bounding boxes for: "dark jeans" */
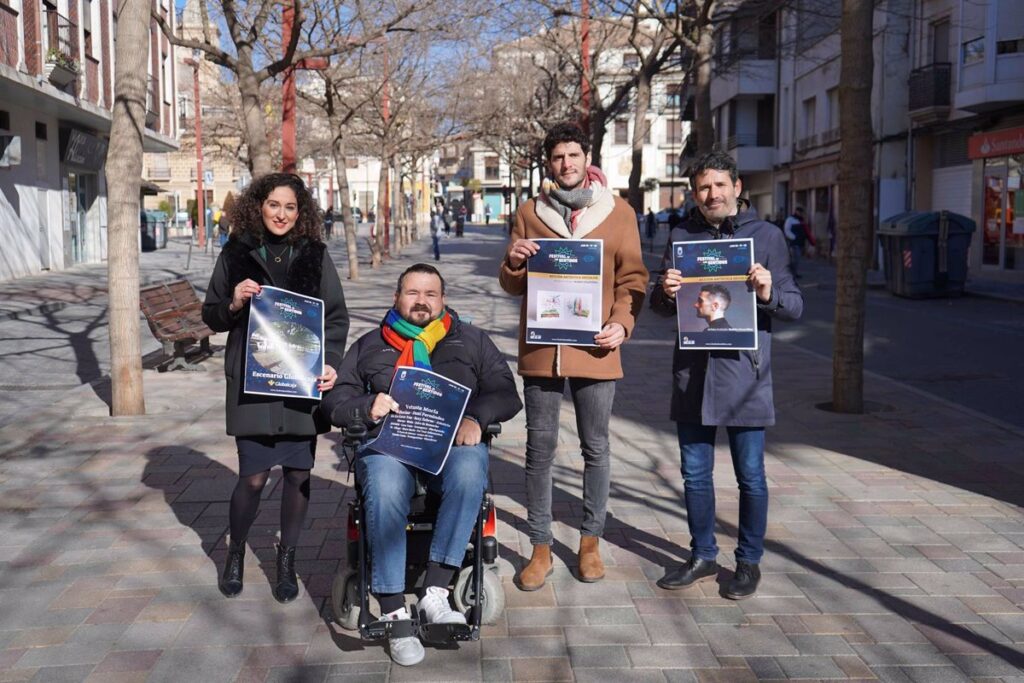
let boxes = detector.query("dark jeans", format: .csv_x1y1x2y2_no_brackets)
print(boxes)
523,377,616,545
431,234,440,261
676,423,768,564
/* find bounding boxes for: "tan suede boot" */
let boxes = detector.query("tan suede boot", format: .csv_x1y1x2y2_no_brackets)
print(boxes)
577,535,605,582
515,544,553,591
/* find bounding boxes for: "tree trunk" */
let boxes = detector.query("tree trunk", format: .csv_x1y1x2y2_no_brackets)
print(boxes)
331,133,358,280
627,71,652,213
694,27,715,155
105,0,149,416
371,158,387,267
833,0,875,413
590,107,608,169
237,59,273,177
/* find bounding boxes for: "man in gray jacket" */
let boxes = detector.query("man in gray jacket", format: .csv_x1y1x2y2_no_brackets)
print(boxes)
649,151,802,599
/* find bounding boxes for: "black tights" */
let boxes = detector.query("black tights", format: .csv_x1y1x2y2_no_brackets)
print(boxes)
228,467,310,547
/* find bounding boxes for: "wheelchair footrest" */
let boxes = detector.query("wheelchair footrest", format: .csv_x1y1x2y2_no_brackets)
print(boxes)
361,618,416,640
419,622,476,643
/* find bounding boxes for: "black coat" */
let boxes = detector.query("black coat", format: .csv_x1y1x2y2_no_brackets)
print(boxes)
322,310,523,439
202,233,349,437
650,208,802,426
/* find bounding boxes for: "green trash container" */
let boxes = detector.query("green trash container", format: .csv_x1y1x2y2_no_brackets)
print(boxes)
140,211,157,252
877,210,976,298
150,211,169,248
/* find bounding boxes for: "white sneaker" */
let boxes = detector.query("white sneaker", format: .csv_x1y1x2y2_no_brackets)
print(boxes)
383,607,424,666
417,586,467,625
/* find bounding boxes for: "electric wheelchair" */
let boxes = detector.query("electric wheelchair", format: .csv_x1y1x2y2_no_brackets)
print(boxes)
330,417,505,644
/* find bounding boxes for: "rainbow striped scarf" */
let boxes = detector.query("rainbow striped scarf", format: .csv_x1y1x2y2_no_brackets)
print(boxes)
381,308,453,372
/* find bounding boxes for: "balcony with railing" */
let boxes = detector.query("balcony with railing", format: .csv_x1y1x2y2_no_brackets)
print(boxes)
795,133,819,153
43,9,79,87
908,62,951,124
725,132,774,171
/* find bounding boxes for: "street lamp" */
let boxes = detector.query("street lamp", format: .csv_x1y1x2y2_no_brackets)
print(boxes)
183,51,206,250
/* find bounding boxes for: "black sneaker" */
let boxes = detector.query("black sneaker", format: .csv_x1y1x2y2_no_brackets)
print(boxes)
724,562,761,600
656,557,719,590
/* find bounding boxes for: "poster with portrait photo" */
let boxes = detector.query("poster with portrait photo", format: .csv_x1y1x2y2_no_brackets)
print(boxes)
526,239,603,346
244,285,325,399
672,238,758,351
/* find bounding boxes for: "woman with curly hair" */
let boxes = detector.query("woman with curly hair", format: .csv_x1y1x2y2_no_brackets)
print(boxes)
202,173,349,603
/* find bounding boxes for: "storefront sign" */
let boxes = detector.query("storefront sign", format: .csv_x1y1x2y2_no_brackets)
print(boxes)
61,129,108,169
791,156,838,191
968,127,1024,160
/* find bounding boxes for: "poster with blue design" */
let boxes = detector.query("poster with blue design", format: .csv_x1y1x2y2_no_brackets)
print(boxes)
526,239,603,346
673,238,758,351
243,285,325,399
367,367,471,475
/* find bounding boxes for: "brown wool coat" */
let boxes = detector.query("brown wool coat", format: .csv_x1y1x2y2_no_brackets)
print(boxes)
498,192,649,380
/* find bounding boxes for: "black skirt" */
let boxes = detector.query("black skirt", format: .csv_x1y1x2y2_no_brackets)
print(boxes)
236,435,316,477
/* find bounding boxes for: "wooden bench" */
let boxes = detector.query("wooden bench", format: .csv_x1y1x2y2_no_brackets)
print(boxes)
139,279,215,371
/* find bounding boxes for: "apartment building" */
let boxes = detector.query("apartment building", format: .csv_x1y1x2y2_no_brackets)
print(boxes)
909,0,1024,277
711,0,911,249
0,0,178,280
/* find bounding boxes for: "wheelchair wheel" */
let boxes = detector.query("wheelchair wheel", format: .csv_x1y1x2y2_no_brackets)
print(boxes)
331,569,360,631
453,567,504,625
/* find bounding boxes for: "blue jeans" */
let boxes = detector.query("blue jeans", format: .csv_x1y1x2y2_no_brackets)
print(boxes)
431,234,440,261
523,377,615,545
356,444,488,594
676,423,767,564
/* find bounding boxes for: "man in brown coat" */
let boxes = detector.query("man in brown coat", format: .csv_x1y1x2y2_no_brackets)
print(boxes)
499,122,648,590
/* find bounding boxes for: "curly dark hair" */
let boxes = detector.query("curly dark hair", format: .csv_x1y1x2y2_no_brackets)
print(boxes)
227,172,323,244
543,122,590,159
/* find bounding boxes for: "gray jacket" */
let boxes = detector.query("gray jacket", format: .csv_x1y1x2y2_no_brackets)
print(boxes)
650,208,802,426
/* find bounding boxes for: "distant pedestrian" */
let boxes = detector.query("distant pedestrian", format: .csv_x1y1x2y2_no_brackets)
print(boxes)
202,173,350,604
645,208,656,241
217,210,231,248
456,204,467,237
324,210,334,241
650,151,802,600
783,207,807,278
430,202,444,261
484,204,492,225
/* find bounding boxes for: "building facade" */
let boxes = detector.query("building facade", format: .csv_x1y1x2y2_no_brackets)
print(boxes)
908,0,1024,277
711,0,912,252
0,0,178,280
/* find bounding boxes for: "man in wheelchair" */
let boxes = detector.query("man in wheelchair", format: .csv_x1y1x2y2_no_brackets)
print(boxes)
323,263,522,666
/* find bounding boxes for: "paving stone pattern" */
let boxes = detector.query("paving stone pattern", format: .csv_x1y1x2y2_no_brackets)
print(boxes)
1,226,1022,681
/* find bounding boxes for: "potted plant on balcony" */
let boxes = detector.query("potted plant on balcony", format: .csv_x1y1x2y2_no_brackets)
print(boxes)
44,47,79,87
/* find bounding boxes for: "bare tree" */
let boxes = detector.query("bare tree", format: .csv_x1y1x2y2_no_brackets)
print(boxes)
833,0,874,413
105,0,151,415
155,0,465,177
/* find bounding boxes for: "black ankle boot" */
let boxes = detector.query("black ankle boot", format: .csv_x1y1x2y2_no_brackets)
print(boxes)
724,561,761,600
274,544,299,603
219,541,245,598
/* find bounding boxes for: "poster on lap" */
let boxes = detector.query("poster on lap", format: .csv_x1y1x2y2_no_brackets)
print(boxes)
526,239,603,346
366,366,471,475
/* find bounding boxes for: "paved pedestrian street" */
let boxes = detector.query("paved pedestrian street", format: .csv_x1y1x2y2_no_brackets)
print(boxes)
1,226,1022,682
